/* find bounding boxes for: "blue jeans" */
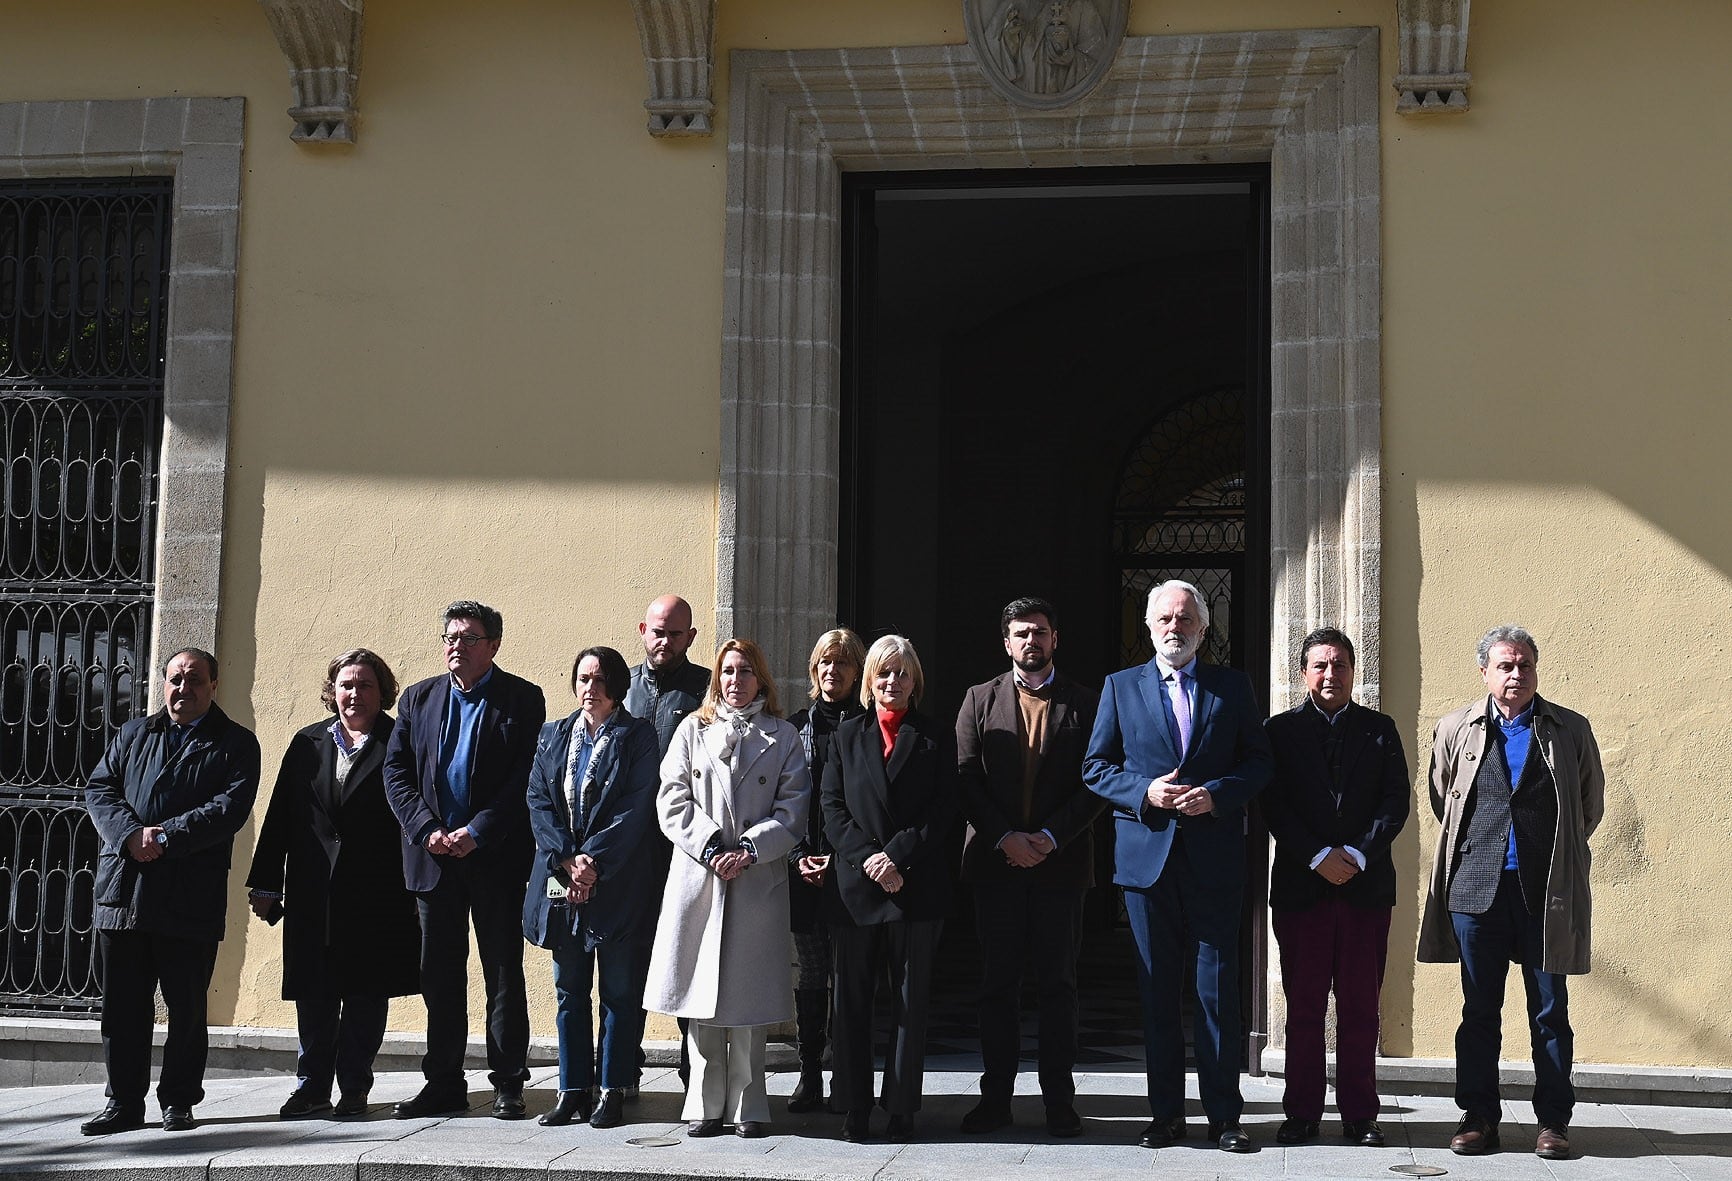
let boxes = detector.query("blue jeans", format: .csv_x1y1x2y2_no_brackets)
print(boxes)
549,918,651,1091
1451,870,1575,1128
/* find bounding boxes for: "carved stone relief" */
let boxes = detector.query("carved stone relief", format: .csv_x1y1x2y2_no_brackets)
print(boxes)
963,0,1129,110
1394,0,1471,113
629,0,718,137
257,0,364,143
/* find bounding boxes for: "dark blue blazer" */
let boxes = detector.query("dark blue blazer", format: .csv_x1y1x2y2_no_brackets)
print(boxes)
383,664,546,893
521,708,660,949
1083,659,1272,890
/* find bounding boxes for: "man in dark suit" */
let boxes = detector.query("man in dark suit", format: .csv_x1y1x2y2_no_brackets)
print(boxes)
80,647,261,1135
1262,627,1409,1148
1083,580,1272,1153
955,597,1101,1139
385,600,546,1119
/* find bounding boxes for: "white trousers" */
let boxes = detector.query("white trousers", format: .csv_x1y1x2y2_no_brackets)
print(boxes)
683,1022,769,1123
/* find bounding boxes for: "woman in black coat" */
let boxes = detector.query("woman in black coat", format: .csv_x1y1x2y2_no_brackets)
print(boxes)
821,634,957,1143
522,645,660,1130
783,627,867,1113
246,648,421,1119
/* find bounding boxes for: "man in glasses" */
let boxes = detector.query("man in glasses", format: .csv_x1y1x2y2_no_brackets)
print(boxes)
385,600,546,1119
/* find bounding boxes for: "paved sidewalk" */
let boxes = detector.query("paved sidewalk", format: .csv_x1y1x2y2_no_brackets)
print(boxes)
4,1062,1731,1181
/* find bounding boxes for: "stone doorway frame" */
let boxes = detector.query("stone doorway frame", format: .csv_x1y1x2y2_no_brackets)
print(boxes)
716,28,1383,716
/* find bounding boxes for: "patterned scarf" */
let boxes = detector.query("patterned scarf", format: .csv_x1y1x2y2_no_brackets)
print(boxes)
713,696,766,768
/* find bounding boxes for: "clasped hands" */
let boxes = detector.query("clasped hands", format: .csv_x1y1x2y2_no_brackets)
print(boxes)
708,847,754,881
1000,830,1055,869
425,827,478,857
562,853,600,904
862,851,905,895
1314,846,1361,887
1145,769,1214,817
124,827,165,862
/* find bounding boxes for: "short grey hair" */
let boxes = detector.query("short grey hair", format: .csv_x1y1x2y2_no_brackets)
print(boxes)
860,634,925,709
1477,624,1539,668
1144,579,1210,631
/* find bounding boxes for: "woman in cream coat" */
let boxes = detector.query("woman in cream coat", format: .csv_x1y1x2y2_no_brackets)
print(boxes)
644,637,810,1139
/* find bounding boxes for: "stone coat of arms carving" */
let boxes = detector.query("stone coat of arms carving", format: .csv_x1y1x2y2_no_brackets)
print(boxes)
964,0,1129,109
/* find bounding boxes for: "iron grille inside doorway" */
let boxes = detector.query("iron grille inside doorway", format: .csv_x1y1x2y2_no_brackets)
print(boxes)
0,178,170,1014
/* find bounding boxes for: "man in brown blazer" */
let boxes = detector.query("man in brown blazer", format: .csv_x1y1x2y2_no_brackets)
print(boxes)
955,597,1102,1139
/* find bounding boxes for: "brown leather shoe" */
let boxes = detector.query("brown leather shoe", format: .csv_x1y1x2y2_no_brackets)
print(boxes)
1535,1125,1571,1159
1449,1113,1500,1154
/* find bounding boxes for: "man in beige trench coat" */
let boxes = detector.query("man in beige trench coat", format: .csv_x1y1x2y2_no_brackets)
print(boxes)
1417,624,1604,1162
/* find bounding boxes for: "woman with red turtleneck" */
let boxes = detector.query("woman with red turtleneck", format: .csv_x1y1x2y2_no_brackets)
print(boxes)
819,634,957,1144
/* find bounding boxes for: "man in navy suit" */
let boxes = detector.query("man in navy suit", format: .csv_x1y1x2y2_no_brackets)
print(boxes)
1083,580,1272,1153
385,600,546,1119
1262,627,1409,1148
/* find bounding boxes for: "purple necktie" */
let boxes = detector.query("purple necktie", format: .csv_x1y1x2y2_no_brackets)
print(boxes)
1172,670,1192,757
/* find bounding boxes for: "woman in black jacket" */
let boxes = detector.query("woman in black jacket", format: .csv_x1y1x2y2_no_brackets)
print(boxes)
821,634,957,1143
246,648,420,1119
782,627,867,1113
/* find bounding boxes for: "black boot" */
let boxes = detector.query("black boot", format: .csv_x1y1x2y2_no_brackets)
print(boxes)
787,987,829,1113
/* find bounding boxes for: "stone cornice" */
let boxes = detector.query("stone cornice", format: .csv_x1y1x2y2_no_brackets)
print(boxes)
1394,0,1470,113
257,0,364,143
629,0,717,136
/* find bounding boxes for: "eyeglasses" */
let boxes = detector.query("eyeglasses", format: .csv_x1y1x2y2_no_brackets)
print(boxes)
441,633,492,649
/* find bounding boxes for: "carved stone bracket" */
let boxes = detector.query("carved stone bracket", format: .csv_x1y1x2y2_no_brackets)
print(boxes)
258,0,364,143
1394,0,1470,113
629,0,717,136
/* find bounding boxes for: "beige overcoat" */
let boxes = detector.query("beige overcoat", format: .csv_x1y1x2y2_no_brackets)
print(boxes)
1417,695,1605,975
644,710,809,1026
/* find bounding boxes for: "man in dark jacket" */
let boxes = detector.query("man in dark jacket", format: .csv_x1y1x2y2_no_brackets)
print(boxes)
620,592,709,1088
80,647,261,1135
955,597,1101,1139
1262,627,1409,1149
623,593,709,756
385,600,546,1120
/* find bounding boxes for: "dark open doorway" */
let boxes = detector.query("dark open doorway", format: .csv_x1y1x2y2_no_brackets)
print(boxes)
839,164,1273,1071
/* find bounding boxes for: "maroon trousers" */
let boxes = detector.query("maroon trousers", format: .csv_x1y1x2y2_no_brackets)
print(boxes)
1272,896,1392,1122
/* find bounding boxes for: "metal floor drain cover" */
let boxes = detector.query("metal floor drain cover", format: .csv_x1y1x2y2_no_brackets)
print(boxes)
1389,1167,1449,1177
626,1135,681,1148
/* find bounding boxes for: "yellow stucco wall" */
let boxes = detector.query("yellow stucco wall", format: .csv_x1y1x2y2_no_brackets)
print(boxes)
5,0,1729,1068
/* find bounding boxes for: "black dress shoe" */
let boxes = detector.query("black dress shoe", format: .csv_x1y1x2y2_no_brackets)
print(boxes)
735,1120,768,1138
279,1089,332,1119
1046,1103,1083,1138
1138,1115,1186,1148
80,1103,145,1136
394,1085,468,1119
492,1087,528,1120
885,1113,914,1141
161,1105,196,1132
333,1092,369,1117
686,1117,725,1137
840,1109,871,1141
1208,1122,1254,1152
1342,1118,1385,1147
589,1089,625,1129
538,1089,593,1126
1276,1117,1319,1144
960,1098,1013,1134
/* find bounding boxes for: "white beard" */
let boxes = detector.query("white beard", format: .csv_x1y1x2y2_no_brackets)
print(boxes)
1155,634,1202,665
